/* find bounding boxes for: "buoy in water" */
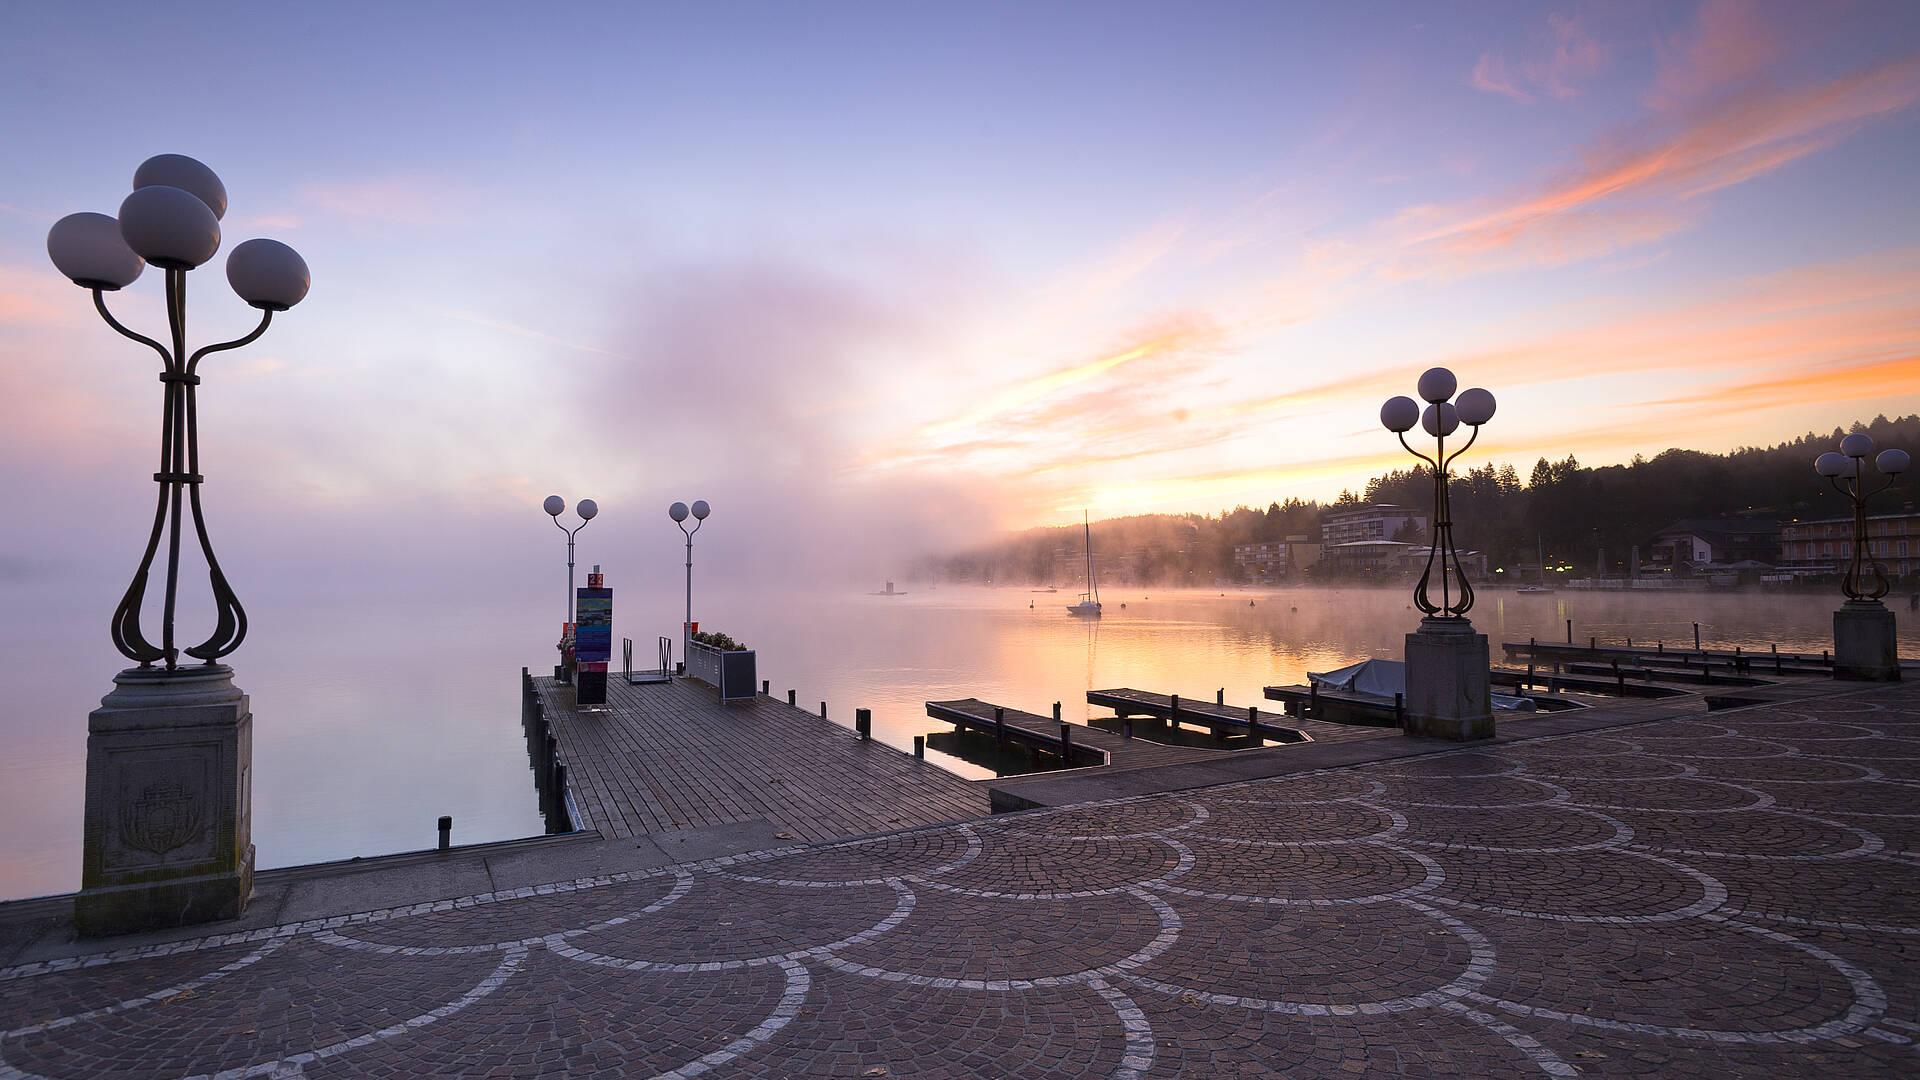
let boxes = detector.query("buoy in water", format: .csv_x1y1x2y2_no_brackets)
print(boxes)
1290,606,1298,612
1249,600,1255,607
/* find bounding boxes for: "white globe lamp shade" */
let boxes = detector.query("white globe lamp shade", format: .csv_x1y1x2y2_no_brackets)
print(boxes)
118,185,220,270
669,501,690,522
1380,396,1420,433
1840,433,1875,458
543,495,565,517
1814,452,1851,478
226,239,309,310
576,499,598,521
1456,387,1496,426
1878,448,1911,476
691,499,711,520
132,154,227,220
1421,402,1460,437
47,212,145,290
1417,367,1457,404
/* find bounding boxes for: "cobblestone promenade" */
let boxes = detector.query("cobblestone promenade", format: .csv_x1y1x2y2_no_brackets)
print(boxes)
4,685,1917,1077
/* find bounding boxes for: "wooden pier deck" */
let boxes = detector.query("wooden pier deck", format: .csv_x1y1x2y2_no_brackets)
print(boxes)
1085,688,1308,742
927,698,1225,772
534,675,990,843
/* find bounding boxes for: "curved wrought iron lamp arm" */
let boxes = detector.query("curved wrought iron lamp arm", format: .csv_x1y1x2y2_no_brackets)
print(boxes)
186,309,273,373
1444,424,1480,469
93,289,175,370
1396,432,1437,470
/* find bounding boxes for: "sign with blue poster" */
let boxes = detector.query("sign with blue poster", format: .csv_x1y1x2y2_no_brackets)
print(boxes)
574,587,612,664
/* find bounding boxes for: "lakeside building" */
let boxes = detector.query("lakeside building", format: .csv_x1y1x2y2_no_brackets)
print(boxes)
1779,509,1920,583
1320,504,1428,547
1232,535,1321,583
1318,539,1487,579
1647,518,1782,571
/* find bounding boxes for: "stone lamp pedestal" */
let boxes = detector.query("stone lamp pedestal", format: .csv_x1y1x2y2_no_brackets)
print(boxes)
75,665,254,937
1834,600,1900,681
1403,617,1494,741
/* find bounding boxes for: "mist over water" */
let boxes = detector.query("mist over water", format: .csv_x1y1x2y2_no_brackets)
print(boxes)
1,577,1913,901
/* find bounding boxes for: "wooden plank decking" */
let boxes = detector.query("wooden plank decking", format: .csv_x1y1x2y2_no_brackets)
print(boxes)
1087,688,1308,742
928,697,1232,772
534,675,990,843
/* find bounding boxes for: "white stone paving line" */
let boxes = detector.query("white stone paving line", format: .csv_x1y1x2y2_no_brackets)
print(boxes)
1434,1000,1579,1079
1624,809,1886,862
1082,976,1156,1080
190,946,527,1080
548,878,916,975
1180,803,1404,848
1,934,288,1040
1465,914,1888,1045
312,869,696,957
647,959,810,1080
1114,897,1497,1017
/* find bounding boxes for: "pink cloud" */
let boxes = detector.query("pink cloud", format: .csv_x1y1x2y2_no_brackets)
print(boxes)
1646,0,1786,111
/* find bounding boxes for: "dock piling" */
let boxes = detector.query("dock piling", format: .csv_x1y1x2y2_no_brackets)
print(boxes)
762,679,770,695
1694,622,1701,650
856,707,871,741
788,689,796,707
1216,688,1225,706
438,815,451,851
1060,722,1073,762
1566,619,1573,644
1170,693,1181,728
1590,636,1596,650
1053,702,1062,724
913,735,924,759
995,706,1006,745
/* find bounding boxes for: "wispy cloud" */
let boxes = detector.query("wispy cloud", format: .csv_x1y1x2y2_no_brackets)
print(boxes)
298,174,475,227
1469,13,1608,103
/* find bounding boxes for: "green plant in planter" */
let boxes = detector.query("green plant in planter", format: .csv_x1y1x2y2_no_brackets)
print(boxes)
691,630,747,652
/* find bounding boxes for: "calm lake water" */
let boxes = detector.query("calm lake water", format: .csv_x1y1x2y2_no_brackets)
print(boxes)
2,581,1913,901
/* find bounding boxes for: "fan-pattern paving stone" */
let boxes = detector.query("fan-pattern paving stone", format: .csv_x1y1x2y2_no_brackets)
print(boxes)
5,682,1920,1077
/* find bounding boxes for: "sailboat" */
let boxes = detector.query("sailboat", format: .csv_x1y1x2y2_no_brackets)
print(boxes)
1515,534,1555,594
1067,511,1102,617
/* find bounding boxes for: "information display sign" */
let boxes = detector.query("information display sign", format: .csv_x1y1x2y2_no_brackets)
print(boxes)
575,588,612,664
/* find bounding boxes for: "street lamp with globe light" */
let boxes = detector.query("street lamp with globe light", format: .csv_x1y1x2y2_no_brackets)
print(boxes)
543,495,598,624
1814,432,1909,681
669,500,710,660
1378,367,1499,742
1380,368,1496,619
47,153,307,934
48,154,310,671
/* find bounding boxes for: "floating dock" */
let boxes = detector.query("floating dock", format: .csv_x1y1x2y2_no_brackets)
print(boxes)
1085,688,1309,742
926,698,1228,772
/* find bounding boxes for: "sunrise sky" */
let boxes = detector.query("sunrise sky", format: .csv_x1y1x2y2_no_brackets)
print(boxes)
3,0,1919,582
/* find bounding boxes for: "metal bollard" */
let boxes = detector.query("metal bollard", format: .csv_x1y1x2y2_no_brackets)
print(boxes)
438,815,452,851
788,689,796,707
856,708,871,741
821,701,828,719
913,735,925,759
762,679,770,695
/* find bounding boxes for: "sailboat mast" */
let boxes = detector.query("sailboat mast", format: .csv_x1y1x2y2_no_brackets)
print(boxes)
1084,511,1099,603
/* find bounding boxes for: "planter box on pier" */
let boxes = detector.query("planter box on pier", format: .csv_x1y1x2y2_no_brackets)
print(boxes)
685,640,757,702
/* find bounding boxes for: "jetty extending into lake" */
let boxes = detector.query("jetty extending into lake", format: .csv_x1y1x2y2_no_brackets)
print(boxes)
529,673,989,842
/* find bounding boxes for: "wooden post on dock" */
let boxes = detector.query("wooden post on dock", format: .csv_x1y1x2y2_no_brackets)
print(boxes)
1527,662,1535,690
1658,641,1664,654
1217,688,1225,706
820,701,828,720
438,815,451,851
994,706,1006,746
913,735,925,759
855,708,871,741
1123,718,1133,739
1170,693,1181,729
1613,660,1624,695
1774,644,1782,675
1060,722,1073,762
788,689,796,707
1053,702,1062,724
1590,636,1596,651
1693,622,1701,650
761,679,770,696
1247,705,1260,745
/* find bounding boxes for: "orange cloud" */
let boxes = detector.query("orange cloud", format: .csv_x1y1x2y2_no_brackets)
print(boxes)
1402,53,1920,277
